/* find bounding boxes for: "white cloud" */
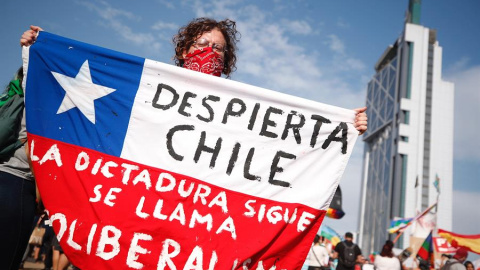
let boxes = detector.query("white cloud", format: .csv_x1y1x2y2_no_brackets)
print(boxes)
151,21,179,31
157,0,175,9
182,0,367,109
445,65,480,160
281,19,313,35
337,17,350,29
78,1,161,52
327,34,345,54
446,57,470,74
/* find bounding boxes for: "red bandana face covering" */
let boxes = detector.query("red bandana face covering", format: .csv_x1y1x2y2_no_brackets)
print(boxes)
183,47,224,77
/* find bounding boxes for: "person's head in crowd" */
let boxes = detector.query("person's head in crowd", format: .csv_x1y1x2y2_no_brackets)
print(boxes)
313,234,321,245
453,247,468,263
356,254,366,265
345,232,353,241
3,67,23,94
399,247,412,262
380,240,394,258
173,17,240,78
441,253,452,260
464,261,474,270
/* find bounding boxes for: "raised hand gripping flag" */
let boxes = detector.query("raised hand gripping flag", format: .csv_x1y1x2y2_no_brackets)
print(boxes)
23,32,358,270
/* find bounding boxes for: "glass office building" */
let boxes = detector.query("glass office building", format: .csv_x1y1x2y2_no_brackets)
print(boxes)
358,0,454,253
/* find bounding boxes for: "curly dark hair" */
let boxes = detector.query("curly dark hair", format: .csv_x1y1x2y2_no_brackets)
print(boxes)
173,18,240,77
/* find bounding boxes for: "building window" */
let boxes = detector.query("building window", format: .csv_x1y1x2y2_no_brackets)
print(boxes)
400,136,409,142
406,42,414,99
402,110,410,124
400,154,408,217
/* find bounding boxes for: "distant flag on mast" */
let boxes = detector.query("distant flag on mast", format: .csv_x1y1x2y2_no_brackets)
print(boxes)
417,231,433,260
433,174,440,193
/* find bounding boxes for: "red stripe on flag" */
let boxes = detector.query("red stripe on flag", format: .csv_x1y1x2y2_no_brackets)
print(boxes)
29,134,325,269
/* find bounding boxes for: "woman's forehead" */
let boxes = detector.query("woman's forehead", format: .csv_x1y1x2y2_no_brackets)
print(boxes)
196,28,225,42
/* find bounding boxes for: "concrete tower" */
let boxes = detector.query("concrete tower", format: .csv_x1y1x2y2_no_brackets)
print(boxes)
357,0,454,253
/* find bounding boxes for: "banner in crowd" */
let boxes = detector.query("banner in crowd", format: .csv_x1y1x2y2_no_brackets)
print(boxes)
23,32,358,269
433,237,458,254
439,229,480,255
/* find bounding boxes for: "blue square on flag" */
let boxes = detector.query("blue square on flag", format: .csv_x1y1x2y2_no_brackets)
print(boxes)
25,32,144,156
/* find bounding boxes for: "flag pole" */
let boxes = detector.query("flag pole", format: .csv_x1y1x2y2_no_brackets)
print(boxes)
391,201,438,244
393,229,405,244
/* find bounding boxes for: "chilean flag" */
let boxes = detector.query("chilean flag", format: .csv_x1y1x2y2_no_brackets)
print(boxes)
23,32,358,269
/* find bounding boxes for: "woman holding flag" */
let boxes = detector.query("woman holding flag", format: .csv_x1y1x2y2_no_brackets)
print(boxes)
20,20,368,134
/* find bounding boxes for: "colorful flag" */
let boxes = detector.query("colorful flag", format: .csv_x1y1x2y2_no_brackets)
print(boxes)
433,174,440,193
439,229,480,255
326,185,345,219
320,225,342,247
388,217,413,234
388,202,437,234
417,231,433,260
23,32,359,269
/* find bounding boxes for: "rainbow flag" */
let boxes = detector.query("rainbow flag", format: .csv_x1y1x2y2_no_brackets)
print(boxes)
326,186,345,219
388,202,437,234
439,229,480,254
326,208,345,219
417,231,433,260
388,217,413,234
320,225,342,247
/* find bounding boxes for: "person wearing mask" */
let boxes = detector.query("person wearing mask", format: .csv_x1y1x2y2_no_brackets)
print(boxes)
333,232,362,270
20,19,368,133
373,240,401,270
18,18,369,265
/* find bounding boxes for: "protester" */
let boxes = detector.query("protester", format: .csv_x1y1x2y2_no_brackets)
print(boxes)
52,234,70,270
18,18,368,267
416,254,430,270
355,254,375,270
464,261,475,270
398,247,415,270
307,235,330,270
0,67,37,270
441,247,468,270
333,232,362,270
439,254,453,269
373,240,401,270
20,20,368,134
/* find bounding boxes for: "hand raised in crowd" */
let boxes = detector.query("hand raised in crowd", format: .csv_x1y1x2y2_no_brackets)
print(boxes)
354,107,368,135
20,25,43,47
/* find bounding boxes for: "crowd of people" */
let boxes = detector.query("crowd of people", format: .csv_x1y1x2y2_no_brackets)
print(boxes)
304,232,474,270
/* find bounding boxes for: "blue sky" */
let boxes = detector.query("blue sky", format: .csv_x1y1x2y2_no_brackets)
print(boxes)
2,0,479,256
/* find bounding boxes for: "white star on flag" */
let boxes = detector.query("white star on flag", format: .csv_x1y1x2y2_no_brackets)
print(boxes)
52,60,116,124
